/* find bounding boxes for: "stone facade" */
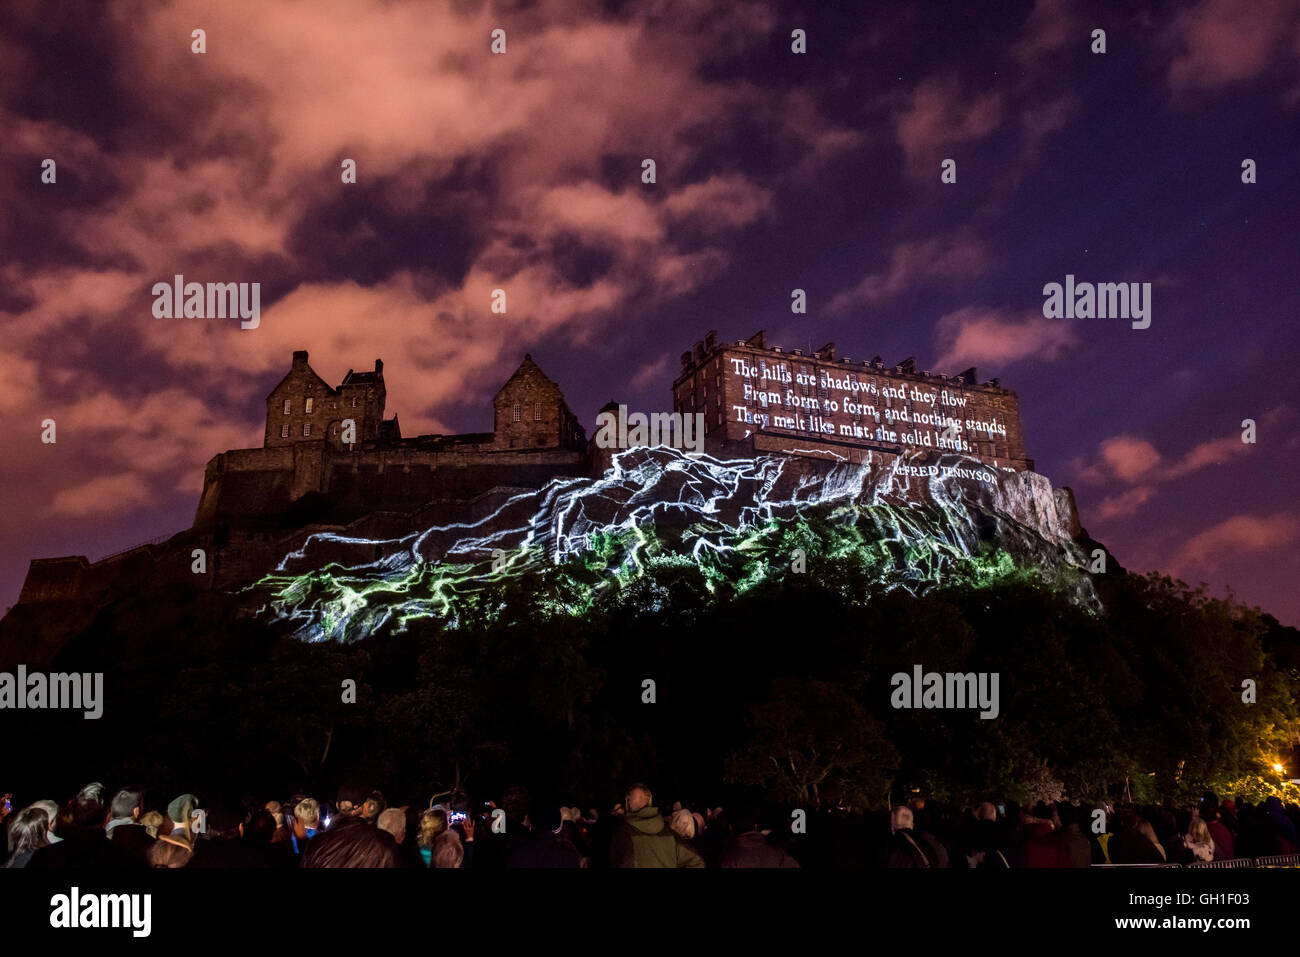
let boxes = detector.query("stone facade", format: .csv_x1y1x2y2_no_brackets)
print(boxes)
265,350,395,450
492,355,586,450
672,330,1033,472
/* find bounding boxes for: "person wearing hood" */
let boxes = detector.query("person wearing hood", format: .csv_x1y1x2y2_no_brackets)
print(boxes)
1263,796,1298,854
610,784,704,868
718,805,801,868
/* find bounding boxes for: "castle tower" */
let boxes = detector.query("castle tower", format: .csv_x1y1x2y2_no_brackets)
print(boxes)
492,354,585,450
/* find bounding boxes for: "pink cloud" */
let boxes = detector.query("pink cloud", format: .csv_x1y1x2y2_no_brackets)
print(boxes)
1095,485,1157,521
1099,437,1163,483
894,75,1003,178
1012,0,1080,66
1163,0,1300,97
2,0,863,534
1166,435,1249,478
1079,431,1250,488
829,234,991,314
628,354,672,393
663,175,774,233
931,307,1078,372
49,474,153,518
1172,512,1300,572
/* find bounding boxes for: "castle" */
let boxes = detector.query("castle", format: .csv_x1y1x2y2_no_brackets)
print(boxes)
11,332,1033,615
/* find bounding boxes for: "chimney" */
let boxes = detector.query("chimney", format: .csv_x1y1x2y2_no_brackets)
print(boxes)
680,351,694,371
375,359,383,374
292,350,308,368
704,330,717,351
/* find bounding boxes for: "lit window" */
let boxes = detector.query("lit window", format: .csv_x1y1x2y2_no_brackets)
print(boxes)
283,399,291,415
351,396,357,408
303,423,311,437
305,397,314,414
280,423,289,438
513,403,521,422
534,403,542,421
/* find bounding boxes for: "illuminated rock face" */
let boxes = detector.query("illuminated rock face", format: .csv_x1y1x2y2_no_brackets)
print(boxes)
256,447,1098,643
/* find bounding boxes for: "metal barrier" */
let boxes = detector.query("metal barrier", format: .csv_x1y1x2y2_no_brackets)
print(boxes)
1186,858,1254,869
1093,863,1182,868
1253,854,1300,868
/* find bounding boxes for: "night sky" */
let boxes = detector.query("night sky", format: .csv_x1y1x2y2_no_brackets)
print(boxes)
1,0,1297,624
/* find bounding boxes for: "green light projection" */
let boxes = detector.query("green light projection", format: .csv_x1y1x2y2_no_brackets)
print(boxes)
246,447,1099,642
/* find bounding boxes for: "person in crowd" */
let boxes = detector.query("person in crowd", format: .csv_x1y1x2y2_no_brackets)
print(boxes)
377,807,406,845
506,803,581,868
140,811,165,839
148,836,192,867
265,801,292,848
106,787,154,862
1183,817,1215,862
1263,796,1298,854
1016,802,1059,868
1053,802,1092,867
165,793,202,850
1135,820,1167,861
363,791,386,824
416,807,448,867
610,783,704,868
1107,809,1164,865
718,805,800,868
5,806,50,867
885,805,945,868
496,785,535,862
301,785,403,868
381,806,426,868
1199,794,1235,860
29,783,141,870
291,797,321,855
243,808,294,867
559,804,592,863
29,799,61,845
668,807,698,843
433,826,464,868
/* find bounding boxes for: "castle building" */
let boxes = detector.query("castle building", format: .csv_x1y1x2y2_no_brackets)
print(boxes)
265,351,398,450
10,335,1035,612
191,352,588,561
672,330,1033,472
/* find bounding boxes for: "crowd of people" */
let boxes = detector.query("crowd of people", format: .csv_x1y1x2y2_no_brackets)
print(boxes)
4,780,1298,868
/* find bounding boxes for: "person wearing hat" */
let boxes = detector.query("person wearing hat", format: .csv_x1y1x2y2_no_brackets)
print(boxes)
301,784,403,868
165,793,202,849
